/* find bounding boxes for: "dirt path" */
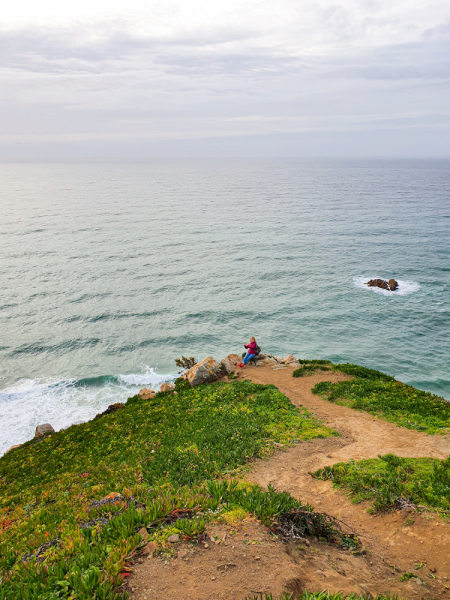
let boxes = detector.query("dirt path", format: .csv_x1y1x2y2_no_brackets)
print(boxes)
241,364,450,598
127,365,450,600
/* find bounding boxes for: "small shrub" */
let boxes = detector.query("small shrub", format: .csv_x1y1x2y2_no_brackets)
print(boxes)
297,360,333,366
175,356,197,369
293,364,331,378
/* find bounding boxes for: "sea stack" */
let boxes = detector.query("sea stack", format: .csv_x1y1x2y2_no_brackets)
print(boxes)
366,278,399,291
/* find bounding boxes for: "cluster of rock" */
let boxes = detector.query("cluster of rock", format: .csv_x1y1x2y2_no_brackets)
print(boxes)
138,382,175,399
179,353,299,387
366,278,399,291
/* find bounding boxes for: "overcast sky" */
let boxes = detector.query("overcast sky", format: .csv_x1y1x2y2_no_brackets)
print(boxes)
1,0,450,158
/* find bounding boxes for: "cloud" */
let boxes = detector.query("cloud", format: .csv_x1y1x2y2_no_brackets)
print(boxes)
0,1,450,156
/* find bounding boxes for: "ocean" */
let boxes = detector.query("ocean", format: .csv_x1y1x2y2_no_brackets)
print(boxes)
1,159,449,455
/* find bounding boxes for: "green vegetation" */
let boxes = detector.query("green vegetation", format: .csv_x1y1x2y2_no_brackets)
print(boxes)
313,454,450,512
174,356,196,369
296,360,333,366
293,364,332,377
312,364,450,434
0,378,335,599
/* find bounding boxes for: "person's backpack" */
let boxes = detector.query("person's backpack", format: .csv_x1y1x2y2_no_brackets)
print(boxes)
255,344,261,356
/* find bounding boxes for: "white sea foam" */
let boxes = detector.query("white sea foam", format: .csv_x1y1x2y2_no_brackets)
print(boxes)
118,366,175,387
353,277,420,296
0,367,176,456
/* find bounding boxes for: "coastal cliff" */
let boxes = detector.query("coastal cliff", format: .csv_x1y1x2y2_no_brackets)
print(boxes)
1,355,449,600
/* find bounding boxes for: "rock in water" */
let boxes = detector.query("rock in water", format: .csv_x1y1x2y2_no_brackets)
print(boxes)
389,279,399,291
220,353,242,374
366,278,398,291
35,423,55,437
160,382,175,392
185,357,221,387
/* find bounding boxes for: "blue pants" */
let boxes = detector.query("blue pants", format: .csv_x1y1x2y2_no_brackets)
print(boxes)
243,352,256,364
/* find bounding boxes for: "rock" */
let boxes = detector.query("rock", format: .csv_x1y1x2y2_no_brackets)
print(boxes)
138,527,148,542
94,403,125,420
254,353,267,361
142,541,157,556
273,356,284,363
160,382,175,392
389,278,399,291
35,423,55,437
220,354,242,374
262,357,277,366
139,388,156,400
185,357,221,387
282,354,296,364
168,534,180,543
366,278,398,291
5,444,22,454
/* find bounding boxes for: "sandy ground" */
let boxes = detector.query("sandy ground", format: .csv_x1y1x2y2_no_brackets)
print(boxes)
126,365,450,600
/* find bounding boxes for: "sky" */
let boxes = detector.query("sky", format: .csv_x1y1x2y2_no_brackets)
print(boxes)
1,0,450,158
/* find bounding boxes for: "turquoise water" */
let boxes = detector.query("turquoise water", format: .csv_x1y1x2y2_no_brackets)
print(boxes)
1,159,449,454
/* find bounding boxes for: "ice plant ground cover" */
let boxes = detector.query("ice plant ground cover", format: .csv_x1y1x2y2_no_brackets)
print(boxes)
0,378,335,600
310,364,450,435
313,454,450,513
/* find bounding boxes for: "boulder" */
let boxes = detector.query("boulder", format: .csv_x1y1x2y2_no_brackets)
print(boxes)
142,541,157,556
160,382,175,392
389,279,399,291
139,388,156,400
254,353,267,361
282,354,296,364
35,423,55,437
220,353,242,374
185,357,221,387
262,357,277,366
273,356,284,363
366,278,398,291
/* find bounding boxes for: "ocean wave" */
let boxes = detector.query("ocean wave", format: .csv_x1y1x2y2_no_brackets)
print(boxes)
353,277,420,296
404,378,450,400
0,366,176,456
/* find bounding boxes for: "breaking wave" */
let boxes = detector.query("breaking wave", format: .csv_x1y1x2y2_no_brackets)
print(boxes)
0,366,176,456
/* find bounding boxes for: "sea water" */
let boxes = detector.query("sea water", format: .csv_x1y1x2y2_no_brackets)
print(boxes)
1,159,449,454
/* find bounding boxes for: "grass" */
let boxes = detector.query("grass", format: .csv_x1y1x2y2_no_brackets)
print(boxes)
311,363,450,434
0,378,335,599
313,453,450,512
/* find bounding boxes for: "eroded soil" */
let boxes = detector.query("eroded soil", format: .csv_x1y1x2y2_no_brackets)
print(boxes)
128,365,450,600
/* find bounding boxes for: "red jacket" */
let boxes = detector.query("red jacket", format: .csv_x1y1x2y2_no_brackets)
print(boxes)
245,341,257,354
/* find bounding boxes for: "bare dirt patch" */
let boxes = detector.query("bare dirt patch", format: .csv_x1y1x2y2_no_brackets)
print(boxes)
124,519,406,600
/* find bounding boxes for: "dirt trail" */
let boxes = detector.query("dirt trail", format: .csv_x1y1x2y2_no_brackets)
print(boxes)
128,365,450,600
242,364,450,598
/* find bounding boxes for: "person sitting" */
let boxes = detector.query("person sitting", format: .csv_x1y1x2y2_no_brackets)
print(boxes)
239,337,258,368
